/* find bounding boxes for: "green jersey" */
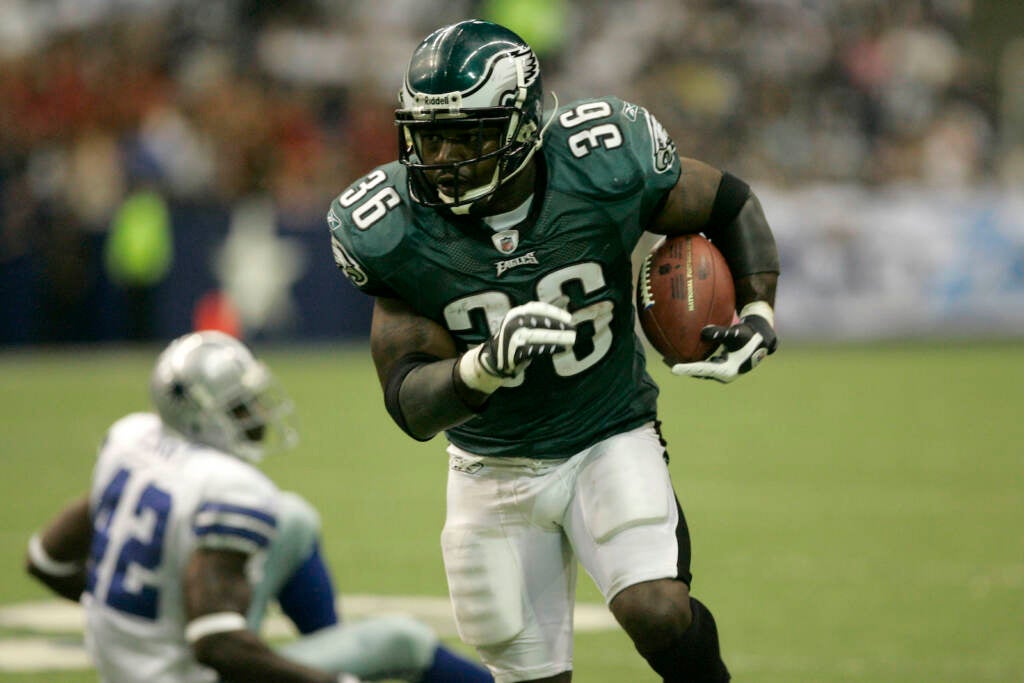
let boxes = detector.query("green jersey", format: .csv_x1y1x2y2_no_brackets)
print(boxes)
328,97,680,458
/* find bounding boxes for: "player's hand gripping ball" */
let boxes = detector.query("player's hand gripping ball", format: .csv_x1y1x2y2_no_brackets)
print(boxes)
636,234,735,364
672,304,777,383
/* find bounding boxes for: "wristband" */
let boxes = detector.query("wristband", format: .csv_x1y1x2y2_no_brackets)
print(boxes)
457,346,505,394
184,612,248,643
739,301,774,328
28,534,83,577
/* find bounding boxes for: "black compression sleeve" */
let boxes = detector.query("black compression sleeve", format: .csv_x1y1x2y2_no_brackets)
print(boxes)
703,172,780,278
384,352,440,441
707,172,750,231
384,352,490,441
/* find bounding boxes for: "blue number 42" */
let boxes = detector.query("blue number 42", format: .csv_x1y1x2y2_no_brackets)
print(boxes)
86,467,172,620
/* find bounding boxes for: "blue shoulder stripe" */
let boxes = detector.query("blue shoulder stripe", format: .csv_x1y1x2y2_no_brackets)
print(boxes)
194,523,272,548
196,502,277,527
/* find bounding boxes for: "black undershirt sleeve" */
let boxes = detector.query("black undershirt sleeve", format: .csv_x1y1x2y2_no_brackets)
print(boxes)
384,352,441,441
702,172,780,278
384,353,489,441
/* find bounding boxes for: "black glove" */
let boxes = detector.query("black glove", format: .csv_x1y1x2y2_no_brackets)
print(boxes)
672,302,777,383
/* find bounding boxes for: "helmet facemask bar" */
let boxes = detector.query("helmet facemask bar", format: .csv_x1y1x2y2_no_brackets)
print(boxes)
150,331,298,463
218,366,298,462
397,106,532,210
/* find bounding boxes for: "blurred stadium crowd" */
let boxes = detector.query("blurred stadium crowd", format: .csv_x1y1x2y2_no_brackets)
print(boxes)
1,0,1021,345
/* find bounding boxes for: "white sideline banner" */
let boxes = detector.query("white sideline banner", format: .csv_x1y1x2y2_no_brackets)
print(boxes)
756,184,1024,341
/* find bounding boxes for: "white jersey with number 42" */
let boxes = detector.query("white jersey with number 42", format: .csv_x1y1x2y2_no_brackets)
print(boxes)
83,412,281,683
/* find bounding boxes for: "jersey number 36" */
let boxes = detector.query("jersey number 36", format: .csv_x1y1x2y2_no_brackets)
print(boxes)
444,262,614,381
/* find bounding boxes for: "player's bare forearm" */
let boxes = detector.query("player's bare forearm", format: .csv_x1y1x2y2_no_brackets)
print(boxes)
26,495,92,602
371,296,487,440
26,562,87,602
184,549,334,683
194,630,335,683
40,496,93,559
648,157,720,234
184,548,253,618
26,561,87,602
370,296,457,387
735,272,777,309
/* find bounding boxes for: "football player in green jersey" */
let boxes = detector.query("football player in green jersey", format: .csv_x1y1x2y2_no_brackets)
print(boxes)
327,19,779,683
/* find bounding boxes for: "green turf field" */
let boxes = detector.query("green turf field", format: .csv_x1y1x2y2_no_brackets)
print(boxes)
1,342,1021,682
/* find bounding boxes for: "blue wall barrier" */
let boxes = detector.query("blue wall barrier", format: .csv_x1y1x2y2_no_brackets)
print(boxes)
0,202,373,346
3,186,1023,347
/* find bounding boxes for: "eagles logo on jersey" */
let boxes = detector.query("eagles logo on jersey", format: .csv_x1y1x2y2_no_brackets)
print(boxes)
330,235,369,288
644,108,677,174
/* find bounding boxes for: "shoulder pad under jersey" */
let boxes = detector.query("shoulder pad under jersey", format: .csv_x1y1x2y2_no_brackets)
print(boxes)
326,161,420,297
542,96,680,199
98,412,162,460
190,455,280,554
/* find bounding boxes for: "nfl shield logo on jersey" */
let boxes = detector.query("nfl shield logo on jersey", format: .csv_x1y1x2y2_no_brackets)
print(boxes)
491,229,519,254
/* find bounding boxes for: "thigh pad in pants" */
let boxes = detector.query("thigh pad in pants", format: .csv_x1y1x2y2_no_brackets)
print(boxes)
577,433,671,544
441,527,525,647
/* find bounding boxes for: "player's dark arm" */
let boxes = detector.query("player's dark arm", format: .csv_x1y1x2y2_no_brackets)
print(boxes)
370,295,490,441
648,157,779,310
184,548,337,683
25,494,92,602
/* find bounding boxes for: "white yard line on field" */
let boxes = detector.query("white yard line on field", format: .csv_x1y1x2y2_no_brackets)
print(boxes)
0,595,618,672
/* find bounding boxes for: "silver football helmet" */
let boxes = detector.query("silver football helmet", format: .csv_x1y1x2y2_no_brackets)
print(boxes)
150,331,296,462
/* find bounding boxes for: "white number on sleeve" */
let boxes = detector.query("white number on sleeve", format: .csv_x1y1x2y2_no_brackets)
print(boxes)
352,188,400,230
338,169,401,230
339,169,386,207
567,124,623,158
558,101,613,128
559,102,622,158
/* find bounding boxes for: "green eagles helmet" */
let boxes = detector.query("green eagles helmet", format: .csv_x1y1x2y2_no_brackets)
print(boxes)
150,331,296,462
396,19,546,213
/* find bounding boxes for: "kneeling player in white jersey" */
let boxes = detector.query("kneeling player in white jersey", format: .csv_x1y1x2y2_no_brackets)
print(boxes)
26,330,492,683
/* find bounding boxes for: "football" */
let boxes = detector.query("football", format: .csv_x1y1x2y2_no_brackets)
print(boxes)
636,234,736,364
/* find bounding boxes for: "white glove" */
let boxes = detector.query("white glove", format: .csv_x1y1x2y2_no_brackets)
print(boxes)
458,301,576,393
671,302,777,383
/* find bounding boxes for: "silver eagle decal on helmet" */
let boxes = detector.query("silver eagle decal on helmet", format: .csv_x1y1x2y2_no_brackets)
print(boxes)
514,46,540,88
